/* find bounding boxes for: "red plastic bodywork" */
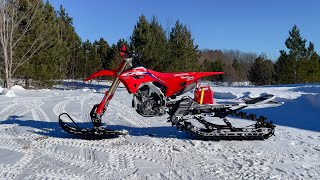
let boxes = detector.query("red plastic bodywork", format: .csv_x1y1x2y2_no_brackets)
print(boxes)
85,64,223,97
84,44,224,117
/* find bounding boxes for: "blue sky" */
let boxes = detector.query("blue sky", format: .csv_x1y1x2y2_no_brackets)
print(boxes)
49,0,320,59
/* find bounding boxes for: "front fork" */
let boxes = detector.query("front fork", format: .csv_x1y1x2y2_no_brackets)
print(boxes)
90,58,131,127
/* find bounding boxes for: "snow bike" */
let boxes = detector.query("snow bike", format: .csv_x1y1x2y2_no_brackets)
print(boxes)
59,45,276,140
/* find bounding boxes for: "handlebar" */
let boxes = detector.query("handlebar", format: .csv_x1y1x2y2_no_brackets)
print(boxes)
119,45,143,68
119,45,141,58
120,49,142,59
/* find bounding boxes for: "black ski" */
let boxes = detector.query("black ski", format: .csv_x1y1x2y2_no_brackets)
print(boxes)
59,113,127,139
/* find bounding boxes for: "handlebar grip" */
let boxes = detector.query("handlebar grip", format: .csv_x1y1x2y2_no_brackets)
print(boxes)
120,45,127,56
119,45,142,59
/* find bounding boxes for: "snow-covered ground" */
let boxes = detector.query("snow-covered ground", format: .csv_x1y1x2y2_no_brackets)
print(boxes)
0,82,319,179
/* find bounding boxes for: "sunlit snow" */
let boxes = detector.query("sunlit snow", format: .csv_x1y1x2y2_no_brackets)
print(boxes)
0,82,319,179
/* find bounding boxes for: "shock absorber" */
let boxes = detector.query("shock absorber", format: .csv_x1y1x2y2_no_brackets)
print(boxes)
90,58,132,127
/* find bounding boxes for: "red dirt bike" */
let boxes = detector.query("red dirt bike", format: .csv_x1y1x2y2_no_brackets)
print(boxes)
59,45,276,140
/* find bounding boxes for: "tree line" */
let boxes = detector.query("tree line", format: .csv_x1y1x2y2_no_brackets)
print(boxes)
200,25,320,85
0,0,319,88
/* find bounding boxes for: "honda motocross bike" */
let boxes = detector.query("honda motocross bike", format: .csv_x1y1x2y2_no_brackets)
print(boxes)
59,45,276,140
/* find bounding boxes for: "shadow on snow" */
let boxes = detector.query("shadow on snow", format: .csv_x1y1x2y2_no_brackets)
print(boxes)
240,94,320,132
1,115,189,140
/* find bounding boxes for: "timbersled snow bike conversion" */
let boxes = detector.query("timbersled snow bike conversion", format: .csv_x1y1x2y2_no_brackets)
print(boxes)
59,45,276,140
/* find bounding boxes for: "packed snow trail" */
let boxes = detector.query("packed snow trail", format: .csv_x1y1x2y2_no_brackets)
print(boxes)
0,84,319,179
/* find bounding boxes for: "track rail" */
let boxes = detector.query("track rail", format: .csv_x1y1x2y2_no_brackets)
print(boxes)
167,96,276,141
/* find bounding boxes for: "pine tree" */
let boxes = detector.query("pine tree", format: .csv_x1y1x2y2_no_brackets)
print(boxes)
0,0,59,88
208,59,224,81
108,44,119,70
15,1,60,88
147,16,167,71
130,15,152,66
275,25,315,84
248,56,274,85
304,51,320,82
275,50,294,84
130,15,168,71
17,3,85,87
232,59,240,71
57,5,82,79
231,58,242,82
167,21,200,72
80,40,101,78
96,38,111,70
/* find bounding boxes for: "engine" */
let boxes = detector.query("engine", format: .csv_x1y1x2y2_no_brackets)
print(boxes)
132,82,166,117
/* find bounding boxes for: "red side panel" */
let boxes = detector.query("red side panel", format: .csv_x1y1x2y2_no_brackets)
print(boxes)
84,70,117,81
84,66,224,98
147,70,224,97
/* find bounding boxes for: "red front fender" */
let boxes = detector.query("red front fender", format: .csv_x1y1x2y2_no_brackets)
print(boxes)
84,70,117,81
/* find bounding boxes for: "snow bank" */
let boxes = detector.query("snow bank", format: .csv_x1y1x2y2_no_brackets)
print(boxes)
290,85,320,93
10,85,25,91
290,85,320,108
306,93,320,108
0,85,25,97
1,88,16,97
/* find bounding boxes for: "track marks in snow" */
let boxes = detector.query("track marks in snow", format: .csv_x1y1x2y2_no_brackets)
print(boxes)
1,88,320,179
108,101,150,128
80,147,95,163
31,104,51,122
31,137,170,178
34,167,85,180
38,141,135,179
0,104,17,121
53,98,72,116
80,94,92,123
0,138,35,179
0,97,52,123
3,91,169,179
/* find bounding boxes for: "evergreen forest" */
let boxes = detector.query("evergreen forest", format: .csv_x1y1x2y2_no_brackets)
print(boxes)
0,0,319,88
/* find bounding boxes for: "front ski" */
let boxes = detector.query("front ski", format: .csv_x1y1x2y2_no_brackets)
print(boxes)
59,113,127,139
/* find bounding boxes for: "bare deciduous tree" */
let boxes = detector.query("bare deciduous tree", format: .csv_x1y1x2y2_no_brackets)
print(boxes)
0,0,50,88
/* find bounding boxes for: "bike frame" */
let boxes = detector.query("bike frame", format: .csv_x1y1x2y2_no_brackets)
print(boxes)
85,49,223,118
